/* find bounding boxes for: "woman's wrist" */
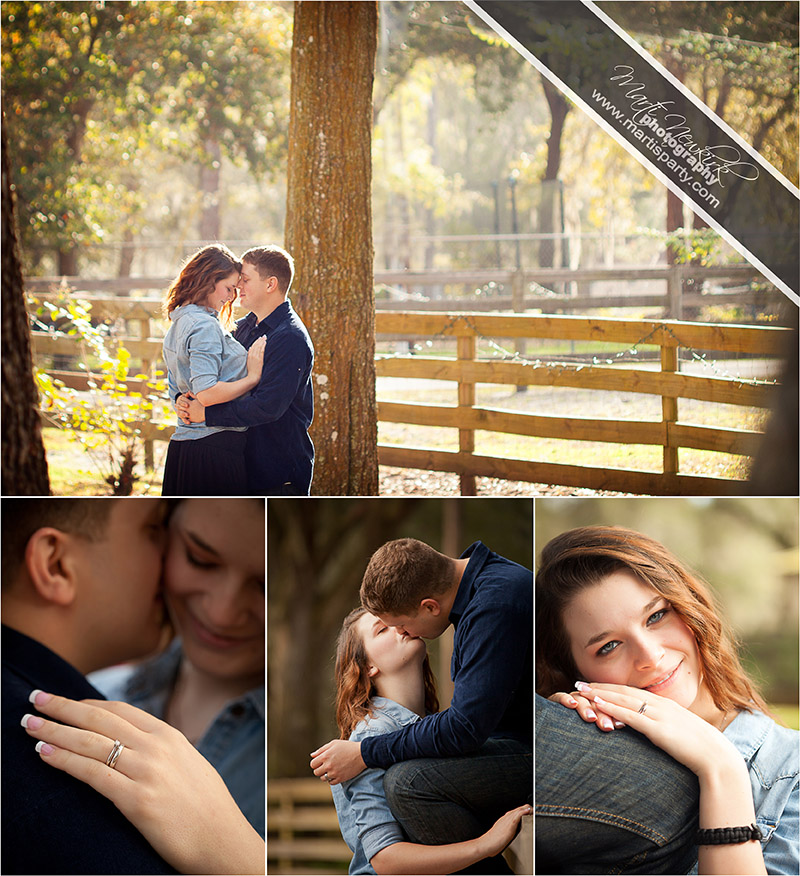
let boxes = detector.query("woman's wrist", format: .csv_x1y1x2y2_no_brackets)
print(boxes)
695,739,747,786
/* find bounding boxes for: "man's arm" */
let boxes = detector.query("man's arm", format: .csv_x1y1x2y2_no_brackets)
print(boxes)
204,332,310,429
363,598,530,767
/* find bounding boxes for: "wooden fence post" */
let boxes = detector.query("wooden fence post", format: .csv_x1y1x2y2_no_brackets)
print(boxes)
512,269,527,393
660,334,679,477
667,266,683,320
457,333,477,496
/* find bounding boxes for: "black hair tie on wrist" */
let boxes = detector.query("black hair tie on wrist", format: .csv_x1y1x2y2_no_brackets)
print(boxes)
695,824,763,845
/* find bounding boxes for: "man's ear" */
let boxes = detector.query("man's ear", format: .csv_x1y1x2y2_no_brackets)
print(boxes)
24,527,80,607
420,598,442,616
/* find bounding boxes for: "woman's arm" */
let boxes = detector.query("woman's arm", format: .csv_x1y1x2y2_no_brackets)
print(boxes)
22,692,264,876
194,336,266,407
370,805,530,875
580,684,767,876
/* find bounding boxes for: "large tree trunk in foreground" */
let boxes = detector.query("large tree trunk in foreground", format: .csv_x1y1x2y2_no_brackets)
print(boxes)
2,124,51,495
286,1,379,496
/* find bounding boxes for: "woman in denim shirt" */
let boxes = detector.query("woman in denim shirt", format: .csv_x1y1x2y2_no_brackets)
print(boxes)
537,526,799,875
330,607,531,875
161,244,265,495
31,499,266,874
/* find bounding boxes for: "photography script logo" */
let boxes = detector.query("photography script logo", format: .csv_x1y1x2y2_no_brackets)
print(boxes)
466,0,800,303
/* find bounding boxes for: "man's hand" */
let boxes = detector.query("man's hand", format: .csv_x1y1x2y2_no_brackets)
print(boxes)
309,739,366,785
176,393,206,424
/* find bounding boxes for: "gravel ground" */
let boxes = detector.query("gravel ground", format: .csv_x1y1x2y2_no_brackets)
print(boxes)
379,466,633,497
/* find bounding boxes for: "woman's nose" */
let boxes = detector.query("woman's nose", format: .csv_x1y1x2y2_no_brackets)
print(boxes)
633,639,665,670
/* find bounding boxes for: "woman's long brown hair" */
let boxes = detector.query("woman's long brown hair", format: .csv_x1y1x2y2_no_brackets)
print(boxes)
335,607,440,739
536,526,773,717
162,244,241,331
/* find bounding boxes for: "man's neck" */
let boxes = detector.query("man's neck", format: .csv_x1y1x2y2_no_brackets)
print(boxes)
252,293,288,324
437,557,470,622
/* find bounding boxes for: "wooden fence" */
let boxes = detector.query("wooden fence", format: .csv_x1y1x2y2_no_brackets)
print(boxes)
27,292,787,496
267,778,349,875
25,263,781,320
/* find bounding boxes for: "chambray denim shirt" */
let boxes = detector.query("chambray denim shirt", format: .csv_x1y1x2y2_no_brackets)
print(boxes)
89,640,265,838
689,709,799,875
331,698,421,875
162,304,249,441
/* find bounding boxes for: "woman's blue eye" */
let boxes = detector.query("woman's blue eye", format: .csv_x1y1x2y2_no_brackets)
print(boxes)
647,608,667,625
597,640,620,656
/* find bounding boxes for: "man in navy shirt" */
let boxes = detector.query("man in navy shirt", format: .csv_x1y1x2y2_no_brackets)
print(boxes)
1,498,177,875
178,245,314,495
311,538,532,873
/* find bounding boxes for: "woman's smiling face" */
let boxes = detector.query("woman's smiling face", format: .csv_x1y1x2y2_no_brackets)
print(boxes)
563,569,704,709
165,499,264,686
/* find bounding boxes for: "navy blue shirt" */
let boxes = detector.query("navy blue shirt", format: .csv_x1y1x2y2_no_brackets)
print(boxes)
1,625,177,875
361,542,533,768
204,300,314,495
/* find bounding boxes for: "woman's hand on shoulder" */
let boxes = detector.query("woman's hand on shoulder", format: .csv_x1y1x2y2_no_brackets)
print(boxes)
572,682,741,778
547,688,624,732
22,691,264,875
477,804,532,860
246,336,266,379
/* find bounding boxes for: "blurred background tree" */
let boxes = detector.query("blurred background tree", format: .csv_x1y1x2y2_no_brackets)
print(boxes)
267,497,533,778
535,497,799,721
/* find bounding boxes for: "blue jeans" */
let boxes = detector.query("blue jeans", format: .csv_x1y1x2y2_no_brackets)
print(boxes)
383,738,532,874
536,695,699,874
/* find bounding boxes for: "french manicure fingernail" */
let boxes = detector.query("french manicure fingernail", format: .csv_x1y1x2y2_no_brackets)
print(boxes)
35,741,55,756
21,714,43,730
614,721,625,729
575,681,591,692
586,709,597,720
29,690,52,706
600,717,613,730
594,695,608,706
566,696,578,706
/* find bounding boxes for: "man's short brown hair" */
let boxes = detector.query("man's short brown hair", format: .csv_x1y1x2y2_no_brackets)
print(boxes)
360,538,454,616
242,245,294,294
1,499,116,588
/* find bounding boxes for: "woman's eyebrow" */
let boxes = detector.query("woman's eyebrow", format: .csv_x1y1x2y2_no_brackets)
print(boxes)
184,529,221,557
584,597,664,649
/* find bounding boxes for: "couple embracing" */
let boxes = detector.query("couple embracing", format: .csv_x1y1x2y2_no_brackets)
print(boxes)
161,243,314,497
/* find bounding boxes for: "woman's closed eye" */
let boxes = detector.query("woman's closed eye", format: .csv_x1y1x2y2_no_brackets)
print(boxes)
185,547,218,570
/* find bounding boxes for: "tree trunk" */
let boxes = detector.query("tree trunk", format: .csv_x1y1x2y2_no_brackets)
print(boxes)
117,228,135,279
286,0,379,496
267,498,417,776
539,75,570,269
1,126,51,495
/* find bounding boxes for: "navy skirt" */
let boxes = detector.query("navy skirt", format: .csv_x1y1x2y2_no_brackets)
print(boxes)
161,430,248,496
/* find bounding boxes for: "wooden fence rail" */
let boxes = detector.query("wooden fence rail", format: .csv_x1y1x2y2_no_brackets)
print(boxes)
26,262,781,319
267,778,349,875
373,311,784,495
28,295,787,495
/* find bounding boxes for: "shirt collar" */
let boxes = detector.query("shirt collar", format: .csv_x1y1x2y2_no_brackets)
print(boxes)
723,708,772,762
2,624,106,701
371,696,423,727
122,638,265,721
449,541,490,625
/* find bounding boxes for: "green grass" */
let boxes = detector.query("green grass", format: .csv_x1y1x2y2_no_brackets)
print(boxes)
772,704,800,730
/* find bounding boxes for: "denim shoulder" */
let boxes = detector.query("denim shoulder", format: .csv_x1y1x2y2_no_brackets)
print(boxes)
349,707,406,744
751,720,800,790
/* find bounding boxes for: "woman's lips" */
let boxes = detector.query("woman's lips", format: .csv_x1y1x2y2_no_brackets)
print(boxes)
644,661,682,693
188,611,254,650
